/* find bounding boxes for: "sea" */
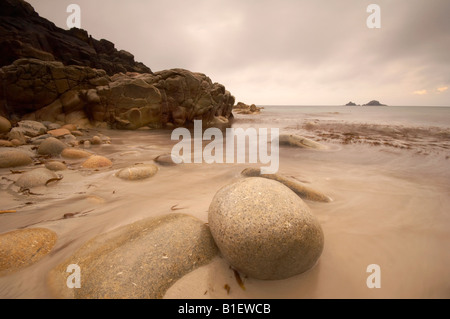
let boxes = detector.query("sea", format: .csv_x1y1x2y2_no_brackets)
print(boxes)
0,105,449,298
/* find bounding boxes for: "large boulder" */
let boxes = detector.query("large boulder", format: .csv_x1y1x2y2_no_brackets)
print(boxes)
48,214,218,299
208,177,324,280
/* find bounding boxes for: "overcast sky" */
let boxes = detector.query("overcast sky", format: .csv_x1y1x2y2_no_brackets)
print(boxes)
28,0,450,106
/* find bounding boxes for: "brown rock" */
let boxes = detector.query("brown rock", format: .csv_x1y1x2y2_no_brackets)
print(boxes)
0,140,13,147
82,155,112,169
0,116,11,133
61,148,92,159
0,228,57,277
241,168,332,203
37,137,67,156
45,161,67,171
116,164,158,181
0,149,33,168
48,128,71,138
61,124,78,132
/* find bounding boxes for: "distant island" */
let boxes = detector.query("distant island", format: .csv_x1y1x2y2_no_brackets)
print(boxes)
345,100,387,106
363,100,387,106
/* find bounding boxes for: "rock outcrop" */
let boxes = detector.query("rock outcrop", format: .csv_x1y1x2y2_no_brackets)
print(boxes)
233,102,262,115
0,0,150,75
0,59,235,129
0,0,236,129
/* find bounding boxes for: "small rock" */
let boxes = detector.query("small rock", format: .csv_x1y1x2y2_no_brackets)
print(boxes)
16,121,47,137
7,128,28,144
30,134,52,145
46,123,62,131
277,134,328,150
61,148,92,159
0,140,13,147
82,155,113,169
91,136,102,145
0,150,33,168
83,141,91,149
154,154,182,166
10,139,23,146
45,161,67,171
241,168,332,203
61,124,78,132
0,116,12,134
208,177,324,280
71,131,84,137
116,164,158,181
0,228,58,276
48,128,71,138
37,137,67,156
15,168,60,188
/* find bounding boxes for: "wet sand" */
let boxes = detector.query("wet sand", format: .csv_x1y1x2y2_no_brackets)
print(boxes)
0,112,449,299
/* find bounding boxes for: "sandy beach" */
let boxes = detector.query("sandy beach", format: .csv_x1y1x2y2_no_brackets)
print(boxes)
1,107,449,299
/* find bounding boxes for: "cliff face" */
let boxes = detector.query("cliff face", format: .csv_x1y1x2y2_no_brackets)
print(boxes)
0,0,235,129
0,0,151,75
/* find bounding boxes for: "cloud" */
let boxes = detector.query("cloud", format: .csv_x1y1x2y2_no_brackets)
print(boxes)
27,0,450,106
437,86,448,93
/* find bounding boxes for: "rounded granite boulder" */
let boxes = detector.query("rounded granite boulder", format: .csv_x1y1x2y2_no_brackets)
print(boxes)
0,228,57,276
0,116,12,134
116,164,158,181
37,137,67,156
208,177,324,280
0,149,33,168
48,214,218,299
15,168,59,188
82,155,112,169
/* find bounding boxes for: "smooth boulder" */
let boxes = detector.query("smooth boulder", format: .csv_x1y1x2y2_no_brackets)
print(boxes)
277,134,328,150
61,148,92,159
241,168,332,203
0,116,11,133
48,214,218,299
116,164,158,181
154,154,182,166
37,137,67,156
16,121,47,137
208,177,324,280
0,228,57,276
82,155,112,169
15,168,59,188
45,161,67,171
0,149,33,168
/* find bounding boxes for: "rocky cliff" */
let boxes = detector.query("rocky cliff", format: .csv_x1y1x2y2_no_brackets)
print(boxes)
0,0,150,75
0,0,235,129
